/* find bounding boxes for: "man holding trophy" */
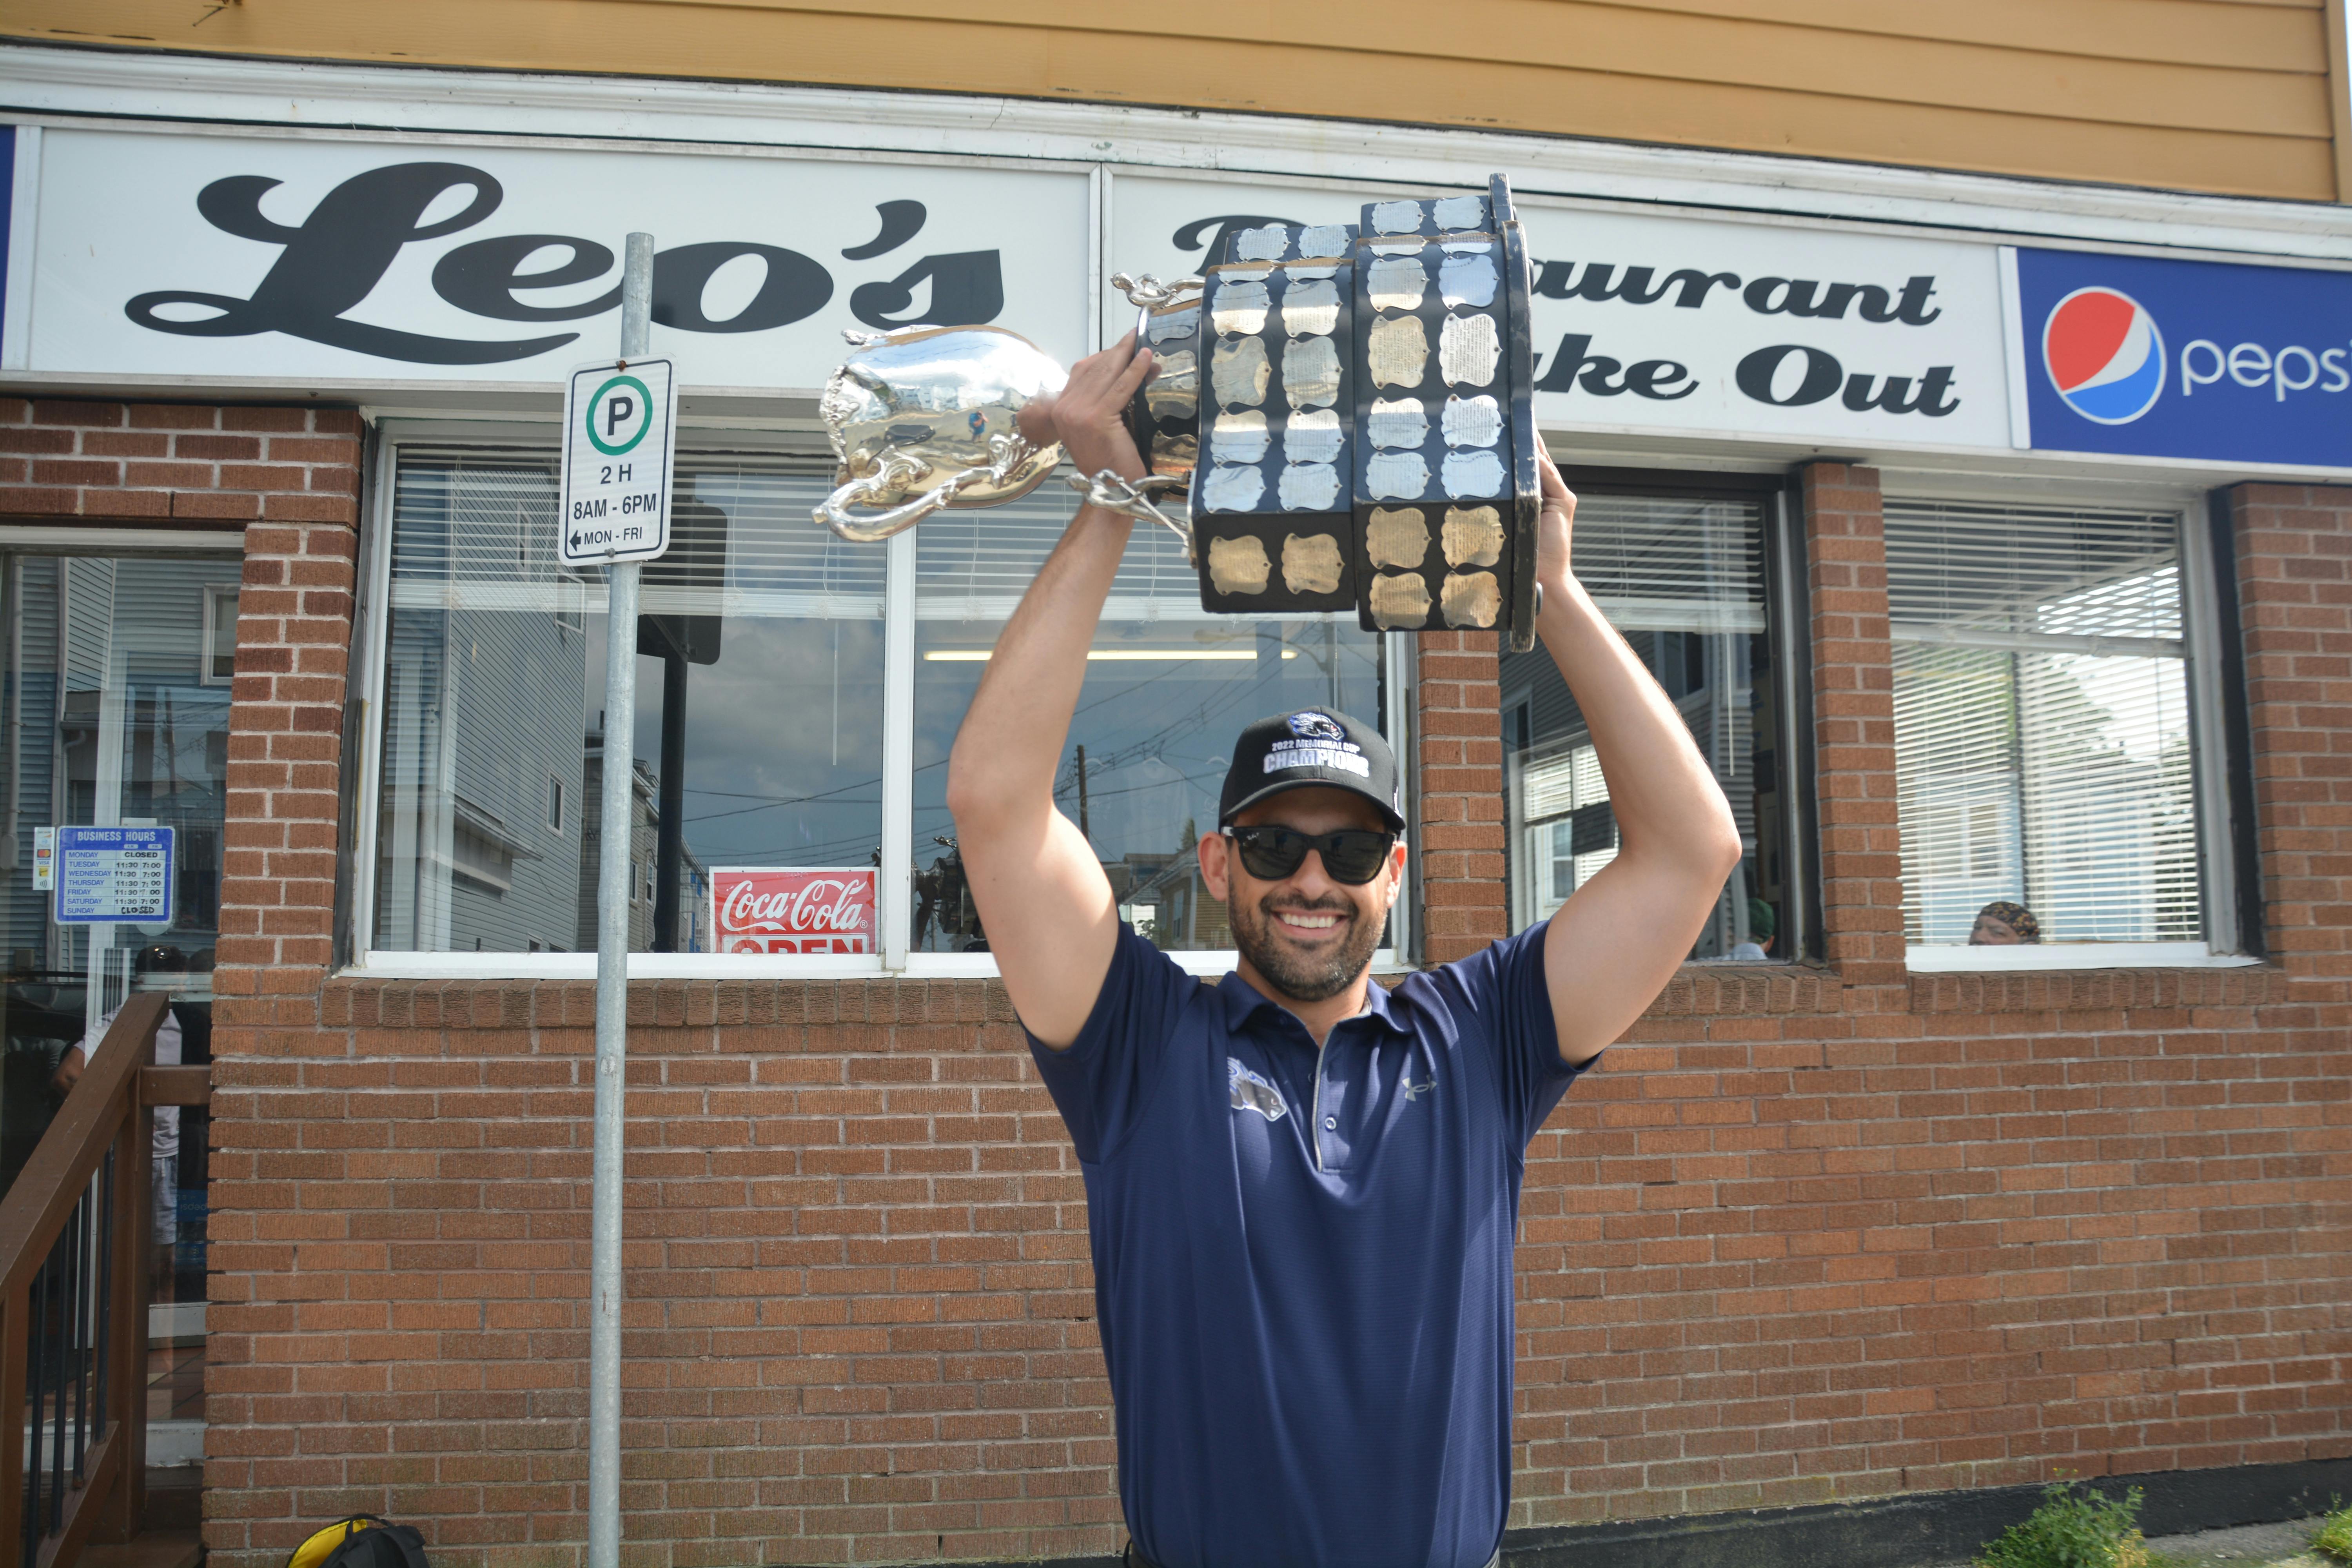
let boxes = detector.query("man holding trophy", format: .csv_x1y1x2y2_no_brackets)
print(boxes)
933,288,1742,1568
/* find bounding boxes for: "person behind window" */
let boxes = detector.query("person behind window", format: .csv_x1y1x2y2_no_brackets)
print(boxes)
1969,900,2042,946
1729,897,1776,960
942,330,1743,1568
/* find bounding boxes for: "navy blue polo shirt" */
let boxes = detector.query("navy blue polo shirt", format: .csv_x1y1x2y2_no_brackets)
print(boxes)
1027,922,1586,1568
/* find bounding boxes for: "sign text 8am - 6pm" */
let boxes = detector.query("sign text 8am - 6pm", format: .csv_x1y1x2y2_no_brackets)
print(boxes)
559,356,678,566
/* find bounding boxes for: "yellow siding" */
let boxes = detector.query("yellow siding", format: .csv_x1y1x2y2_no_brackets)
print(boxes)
3,0,2339,201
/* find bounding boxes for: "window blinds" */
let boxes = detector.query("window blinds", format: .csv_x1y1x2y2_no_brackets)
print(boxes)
1886,499,2196,946
1571,494,1767,636
1504,492,1768,935
388,451,886,620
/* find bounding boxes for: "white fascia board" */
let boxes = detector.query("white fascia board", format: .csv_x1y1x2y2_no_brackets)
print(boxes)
4,42,2351,265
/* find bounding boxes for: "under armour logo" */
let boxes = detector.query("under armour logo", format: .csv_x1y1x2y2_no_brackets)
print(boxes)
1400,1077,1435,1102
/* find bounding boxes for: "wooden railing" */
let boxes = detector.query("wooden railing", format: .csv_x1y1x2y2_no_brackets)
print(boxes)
0,995,209,1568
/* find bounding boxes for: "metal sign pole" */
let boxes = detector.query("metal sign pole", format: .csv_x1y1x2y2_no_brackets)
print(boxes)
589,230,654,1568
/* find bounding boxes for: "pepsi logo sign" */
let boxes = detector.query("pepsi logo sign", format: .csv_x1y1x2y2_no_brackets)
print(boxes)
2017,246,2352,467
2042,287,2165,425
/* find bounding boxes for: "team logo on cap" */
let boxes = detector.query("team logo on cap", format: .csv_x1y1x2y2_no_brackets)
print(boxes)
1288,711,1345,742
2042,287,2166,425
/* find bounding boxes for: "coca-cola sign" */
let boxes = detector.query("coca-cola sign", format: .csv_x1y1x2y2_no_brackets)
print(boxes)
711,868,876,955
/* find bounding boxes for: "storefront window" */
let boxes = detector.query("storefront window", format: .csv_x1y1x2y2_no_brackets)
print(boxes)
365,446,1395,964
1501,489,1782,960
1888,501,2196,948
370,450,884,955
910,492,1392,955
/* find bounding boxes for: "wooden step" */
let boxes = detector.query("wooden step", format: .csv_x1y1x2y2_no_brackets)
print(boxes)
81,1530,201,1568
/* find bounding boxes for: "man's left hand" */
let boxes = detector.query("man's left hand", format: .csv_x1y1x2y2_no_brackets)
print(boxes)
1535,445,1577,587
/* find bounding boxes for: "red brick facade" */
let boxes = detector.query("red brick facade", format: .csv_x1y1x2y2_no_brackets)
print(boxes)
4,411,2346,1567
2229,485,2352,981
0,398,362,528
1416,629,1510,964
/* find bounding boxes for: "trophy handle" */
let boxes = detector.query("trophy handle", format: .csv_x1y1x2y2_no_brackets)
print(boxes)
1112,272,1203,309
1067,470,1195,561
816,434,1058,543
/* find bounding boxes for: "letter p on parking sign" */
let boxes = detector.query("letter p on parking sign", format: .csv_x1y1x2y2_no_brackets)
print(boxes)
560,357,679,566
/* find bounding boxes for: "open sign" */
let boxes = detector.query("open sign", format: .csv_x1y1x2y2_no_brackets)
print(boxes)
710,867,876,955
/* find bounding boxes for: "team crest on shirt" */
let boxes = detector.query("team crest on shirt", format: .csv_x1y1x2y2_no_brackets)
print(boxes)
1228,1058,1289,1122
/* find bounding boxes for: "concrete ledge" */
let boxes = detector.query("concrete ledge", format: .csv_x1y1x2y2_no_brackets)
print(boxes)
962,1461,2352,1568
1498,1459,2352,1568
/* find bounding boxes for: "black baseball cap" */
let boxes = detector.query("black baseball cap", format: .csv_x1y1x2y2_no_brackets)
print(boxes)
1219,709,1405,832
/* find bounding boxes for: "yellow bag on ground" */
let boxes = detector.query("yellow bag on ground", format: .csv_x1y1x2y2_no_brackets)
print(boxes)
285,1515,429,1568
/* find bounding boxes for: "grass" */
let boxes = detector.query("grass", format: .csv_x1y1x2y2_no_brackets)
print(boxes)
1976,1481,2150,1568
2313,1497,2352,1564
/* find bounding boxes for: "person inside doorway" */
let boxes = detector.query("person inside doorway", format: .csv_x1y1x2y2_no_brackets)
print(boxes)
943,331,1743,1568
1969,900,2042,945
51,944,188,1303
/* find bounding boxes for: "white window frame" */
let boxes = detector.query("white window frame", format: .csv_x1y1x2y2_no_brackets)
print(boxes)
1878,473,2259,973
200,580,238,686
345,421,1415,979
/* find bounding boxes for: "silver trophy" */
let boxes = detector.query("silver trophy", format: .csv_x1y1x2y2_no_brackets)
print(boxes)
813,177,1540,647
812,275,1201,549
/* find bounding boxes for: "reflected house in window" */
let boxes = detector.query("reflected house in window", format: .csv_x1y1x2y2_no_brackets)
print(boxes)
372,459,589,954
577,733,709,955
1121,849,1232,952
444,795,537,896
368,451,893,959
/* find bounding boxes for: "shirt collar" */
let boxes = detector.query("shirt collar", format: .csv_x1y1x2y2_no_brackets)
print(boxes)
1216,967,1414,1038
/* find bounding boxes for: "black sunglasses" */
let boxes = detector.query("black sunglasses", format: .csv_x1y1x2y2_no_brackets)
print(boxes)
1221,824,1397,886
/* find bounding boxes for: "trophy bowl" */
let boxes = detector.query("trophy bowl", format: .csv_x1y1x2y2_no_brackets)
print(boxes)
815,324,1069,543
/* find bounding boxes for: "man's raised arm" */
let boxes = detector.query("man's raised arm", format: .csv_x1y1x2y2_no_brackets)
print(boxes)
944,333,1155,1049
1532,447,1746,1065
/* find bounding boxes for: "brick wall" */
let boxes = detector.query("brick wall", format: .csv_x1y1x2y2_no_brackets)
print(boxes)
1801,463,1907,993
1416,628,1510,964
0,398,362,528
167,444,2351,1566
2227,485,2352,993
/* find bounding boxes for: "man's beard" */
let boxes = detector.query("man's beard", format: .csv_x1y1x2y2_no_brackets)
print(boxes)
1230,890,1384,1003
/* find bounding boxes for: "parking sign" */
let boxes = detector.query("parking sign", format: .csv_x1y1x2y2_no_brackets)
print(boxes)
559,357,678,566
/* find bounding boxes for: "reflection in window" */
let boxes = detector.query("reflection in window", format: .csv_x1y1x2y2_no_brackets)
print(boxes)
909,490,1390,955
0,549,232,1464
371,452,884,954
1500,492,1779,959
1888,501,2195,946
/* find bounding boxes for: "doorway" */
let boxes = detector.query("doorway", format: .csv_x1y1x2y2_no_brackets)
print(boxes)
0,544,238,1524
